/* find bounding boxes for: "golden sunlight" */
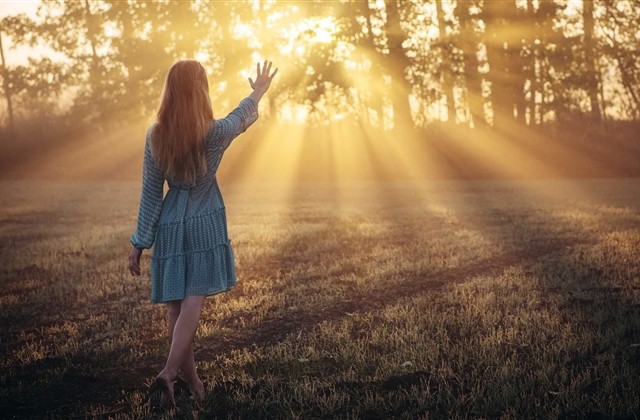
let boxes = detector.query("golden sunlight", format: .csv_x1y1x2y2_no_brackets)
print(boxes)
1,0,635,190
307,16,337,44
0,1,42,65
2,2,639,415
564,0,583,16
279,16,338,56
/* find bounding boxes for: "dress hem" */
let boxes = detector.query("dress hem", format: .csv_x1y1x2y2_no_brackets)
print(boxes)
150,283,236,304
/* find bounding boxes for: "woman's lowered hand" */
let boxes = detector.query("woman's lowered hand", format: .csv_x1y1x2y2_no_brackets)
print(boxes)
128,246,143,276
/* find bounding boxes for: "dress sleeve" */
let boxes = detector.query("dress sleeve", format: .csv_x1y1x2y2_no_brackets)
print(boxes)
218,96,259,151
130,130,165,249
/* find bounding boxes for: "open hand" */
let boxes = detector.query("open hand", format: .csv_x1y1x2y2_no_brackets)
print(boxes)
248,60,278,96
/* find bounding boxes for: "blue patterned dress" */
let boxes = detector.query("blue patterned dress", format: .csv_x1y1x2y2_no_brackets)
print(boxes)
131,97,258,303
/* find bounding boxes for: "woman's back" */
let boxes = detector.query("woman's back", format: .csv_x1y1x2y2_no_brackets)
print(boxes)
158,97,259,219
133,96,259,303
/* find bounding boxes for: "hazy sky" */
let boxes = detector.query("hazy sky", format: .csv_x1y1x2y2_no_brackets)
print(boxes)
1,0,40,65
0,0,38,17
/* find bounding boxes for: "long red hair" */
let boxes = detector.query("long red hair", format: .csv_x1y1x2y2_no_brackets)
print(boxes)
152,60,214,185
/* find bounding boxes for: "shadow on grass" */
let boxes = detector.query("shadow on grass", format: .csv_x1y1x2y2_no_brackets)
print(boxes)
0,187,166,417
199,175,639,417
193,370,435,419
2,177,638,417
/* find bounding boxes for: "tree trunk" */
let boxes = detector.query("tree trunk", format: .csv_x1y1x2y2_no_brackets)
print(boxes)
616,57,640,120
361,0,384,127
456,1,485,127
82,0,103,124
512,6,528,125
384,0,414,131
83,0,100,81
435,0,456,123
583,0,602,123
483,0,520,129
0,30,14,137
529,0,540,125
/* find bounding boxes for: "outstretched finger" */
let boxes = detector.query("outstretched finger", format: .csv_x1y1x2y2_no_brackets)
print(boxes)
270,67,279,79
256,62,260,77
265,61,272,75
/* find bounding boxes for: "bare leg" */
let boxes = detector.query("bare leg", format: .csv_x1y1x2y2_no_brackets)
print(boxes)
158,295,206,401
181,345,204,399
167,302,199,382
167,301,181,342
166,300,205,399
155,301,181,406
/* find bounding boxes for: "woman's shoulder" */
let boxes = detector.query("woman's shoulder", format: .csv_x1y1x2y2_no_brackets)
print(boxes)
146,122,159,141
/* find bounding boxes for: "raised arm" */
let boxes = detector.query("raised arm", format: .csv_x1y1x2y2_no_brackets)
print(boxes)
212,61,278,155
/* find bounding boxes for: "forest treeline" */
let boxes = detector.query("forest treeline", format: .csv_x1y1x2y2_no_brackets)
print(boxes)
0,0,639,145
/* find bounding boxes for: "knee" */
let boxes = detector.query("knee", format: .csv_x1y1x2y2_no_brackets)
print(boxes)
167,302,181,318
181,295,206,312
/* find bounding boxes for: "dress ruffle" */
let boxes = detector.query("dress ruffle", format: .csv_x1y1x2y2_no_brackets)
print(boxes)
150,242,236,303
150,208,236,303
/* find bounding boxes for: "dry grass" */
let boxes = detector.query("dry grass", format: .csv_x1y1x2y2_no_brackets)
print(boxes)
0,179,639,418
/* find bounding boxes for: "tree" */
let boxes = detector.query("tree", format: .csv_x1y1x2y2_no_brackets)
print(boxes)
599,0,640,120
34,0,228,126
482,0,529,128
434,0,456,123
455,0,486,127
3,0,638,137
0,26,15,137
526,0,561,125
582,0,602,122
383,0,415,130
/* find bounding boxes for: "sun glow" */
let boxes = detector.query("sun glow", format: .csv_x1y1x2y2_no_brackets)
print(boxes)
307,17,337,44
564,0,583,16
0,0,634,206
279,16,338,56
196,51,210,63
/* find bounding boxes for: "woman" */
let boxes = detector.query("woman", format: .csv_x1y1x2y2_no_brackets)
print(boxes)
127,60,277,406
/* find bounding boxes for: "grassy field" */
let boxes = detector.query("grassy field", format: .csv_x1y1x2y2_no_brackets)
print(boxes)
0,178,639,418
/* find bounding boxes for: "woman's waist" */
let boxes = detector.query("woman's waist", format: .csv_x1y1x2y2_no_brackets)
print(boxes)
158,205,226,224
160,188,223,218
